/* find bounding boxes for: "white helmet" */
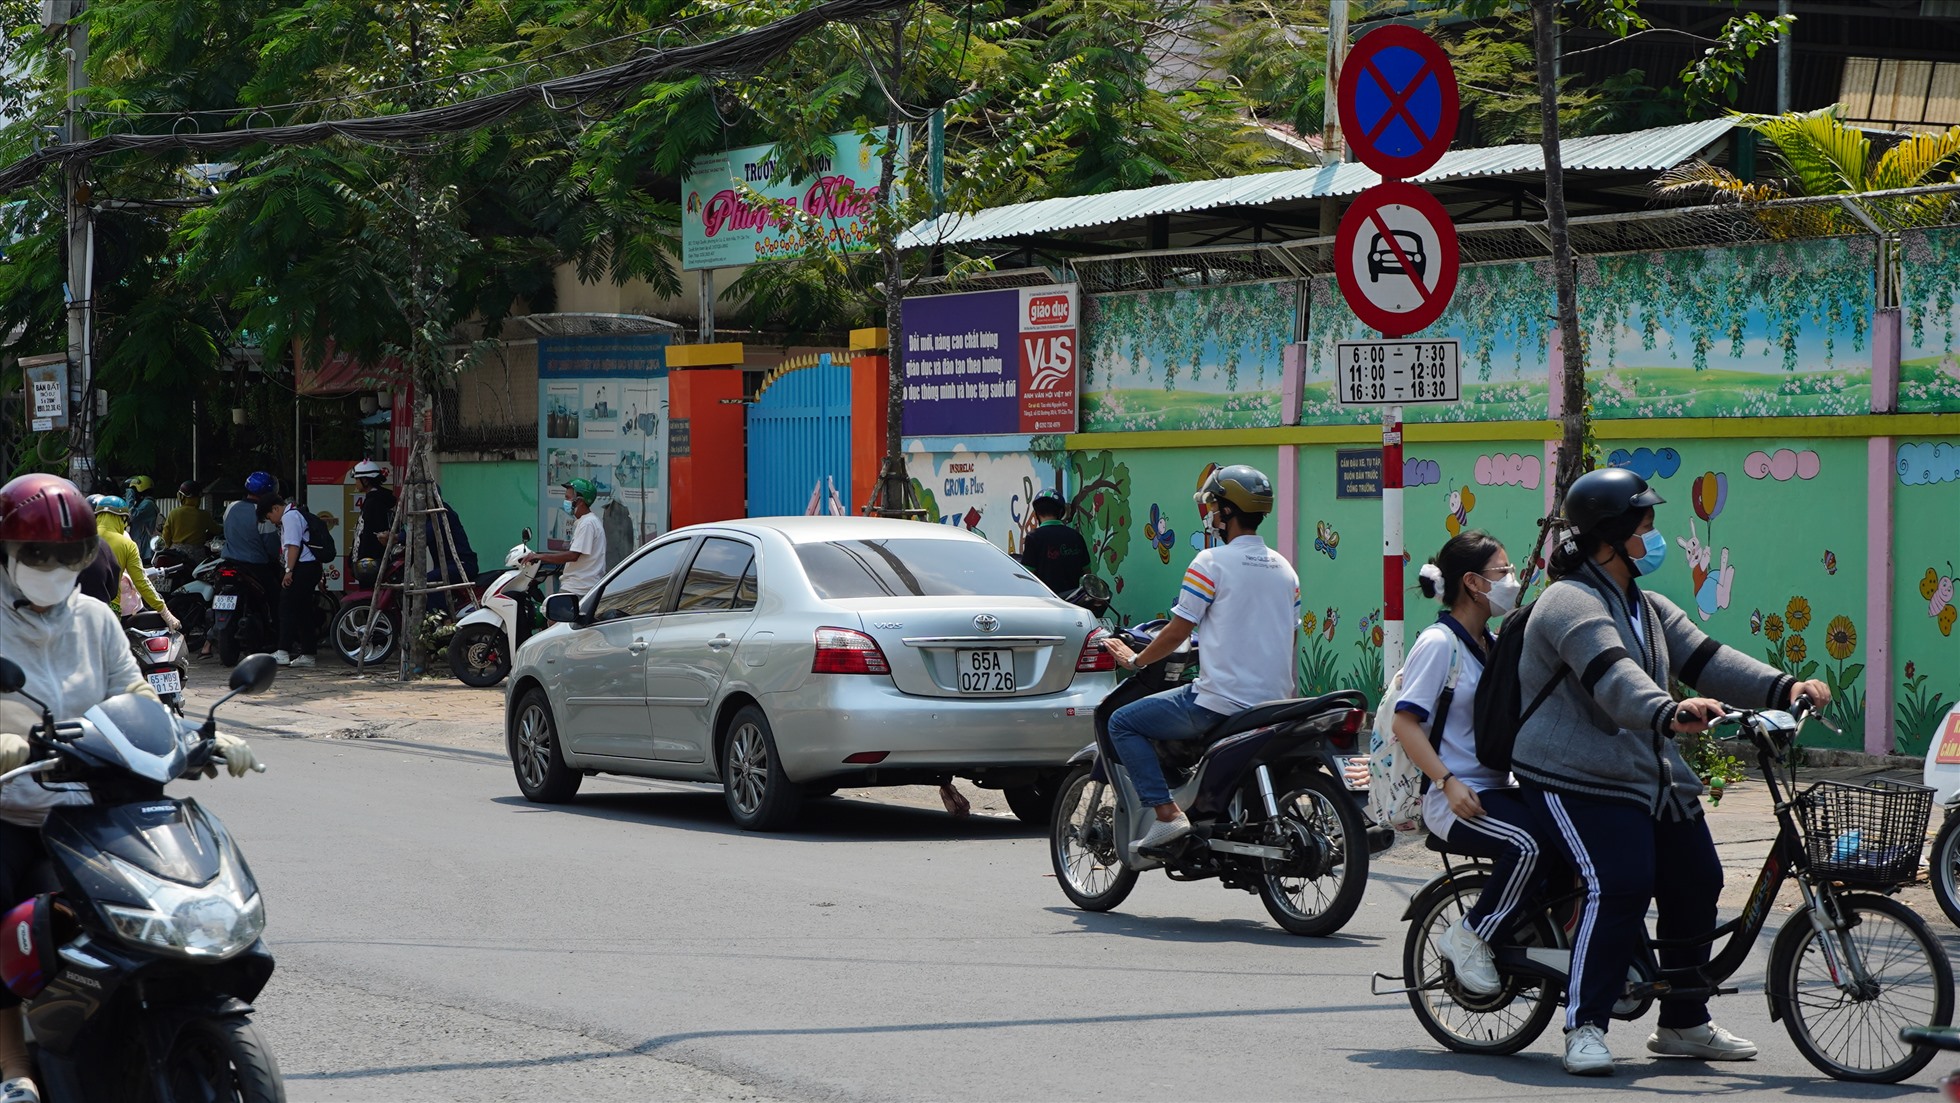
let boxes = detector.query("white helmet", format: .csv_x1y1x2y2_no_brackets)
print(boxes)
351,460,386,481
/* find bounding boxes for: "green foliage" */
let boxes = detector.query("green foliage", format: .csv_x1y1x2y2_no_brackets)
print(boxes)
1676,732,1746,801
1066,449,1132,605
1897,663,1952,756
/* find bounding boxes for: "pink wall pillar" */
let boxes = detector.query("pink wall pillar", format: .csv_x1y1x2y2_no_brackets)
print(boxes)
1866,437,1896,756
1279,344,1303,562
1543,328,1564,518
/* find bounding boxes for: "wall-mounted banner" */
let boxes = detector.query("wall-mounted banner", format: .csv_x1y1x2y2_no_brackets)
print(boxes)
681,130,902,271
537,336,670,552
901,284,1079,436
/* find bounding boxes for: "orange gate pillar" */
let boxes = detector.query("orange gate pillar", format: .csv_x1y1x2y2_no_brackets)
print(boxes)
666,342,747,528
849,327,890,514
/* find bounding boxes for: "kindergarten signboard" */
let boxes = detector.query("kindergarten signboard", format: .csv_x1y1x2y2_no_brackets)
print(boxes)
900,285,1079,437
681,131,899,270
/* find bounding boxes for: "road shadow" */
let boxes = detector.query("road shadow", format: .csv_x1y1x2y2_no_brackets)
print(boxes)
1346,1045,1930,1097
1045,904,1383,949
490,788,1044,844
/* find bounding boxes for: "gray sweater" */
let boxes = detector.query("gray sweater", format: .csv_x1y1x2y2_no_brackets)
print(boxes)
1512,560,1794,819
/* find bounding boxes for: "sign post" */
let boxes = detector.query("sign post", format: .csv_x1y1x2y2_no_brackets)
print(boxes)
1336,24,1459,694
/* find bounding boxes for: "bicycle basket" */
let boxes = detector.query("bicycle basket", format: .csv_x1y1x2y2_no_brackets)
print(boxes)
1793,778,1934,887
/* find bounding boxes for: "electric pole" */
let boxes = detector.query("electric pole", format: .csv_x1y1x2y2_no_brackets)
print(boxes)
46,0,92,486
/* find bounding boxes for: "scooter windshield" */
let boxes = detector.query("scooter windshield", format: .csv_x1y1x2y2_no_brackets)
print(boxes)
78,694,187,783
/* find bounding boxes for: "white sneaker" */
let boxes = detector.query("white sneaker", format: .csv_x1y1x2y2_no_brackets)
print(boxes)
1135,809,1191,849
290,654,315,668
1437,918,1501,996
272,650,293,667
1648,1021,1758,1061
1564,1024,1614,1075
1,1075,42,1103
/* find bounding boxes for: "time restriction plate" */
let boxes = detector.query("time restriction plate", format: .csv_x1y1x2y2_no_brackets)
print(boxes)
1334,339,1460,406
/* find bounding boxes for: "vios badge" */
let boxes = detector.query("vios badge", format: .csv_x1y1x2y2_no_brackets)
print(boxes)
973,614,1000,633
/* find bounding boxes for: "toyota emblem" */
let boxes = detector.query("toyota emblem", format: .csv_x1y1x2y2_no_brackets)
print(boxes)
974,614,1000,633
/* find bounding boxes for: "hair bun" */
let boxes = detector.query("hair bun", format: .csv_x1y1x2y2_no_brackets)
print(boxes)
1417,561,1444,599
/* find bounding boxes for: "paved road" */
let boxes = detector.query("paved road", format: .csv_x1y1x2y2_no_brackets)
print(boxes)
183,668,1958,1102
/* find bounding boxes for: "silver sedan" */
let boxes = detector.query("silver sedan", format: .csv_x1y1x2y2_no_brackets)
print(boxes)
503,516,1118,830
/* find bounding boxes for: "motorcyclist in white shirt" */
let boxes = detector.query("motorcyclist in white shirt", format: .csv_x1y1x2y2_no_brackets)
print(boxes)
0,474,261,1103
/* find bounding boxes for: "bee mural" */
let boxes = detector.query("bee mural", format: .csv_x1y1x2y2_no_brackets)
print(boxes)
1445,485,1477,537
1144,504,1176,564
1314,520,1340,559
1924,563,1957,637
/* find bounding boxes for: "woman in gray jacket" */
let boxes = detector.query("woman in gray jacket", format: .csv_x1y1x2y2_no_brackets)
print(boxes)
1513,467,1828,1076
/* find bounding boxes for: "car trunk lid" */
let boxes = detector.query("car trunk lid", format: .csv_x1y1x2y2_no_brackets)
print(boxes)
828,596,1090,698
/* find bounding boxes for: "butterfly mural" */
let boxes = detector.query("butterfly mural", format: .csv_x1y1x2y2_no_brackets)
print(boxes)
1314,520,1340,559
1189,463,1222,553
1821,550,1837,576
1445,485,1477,537
1144,504,1176,564
1749,608,1764,635
1924,563,1957,637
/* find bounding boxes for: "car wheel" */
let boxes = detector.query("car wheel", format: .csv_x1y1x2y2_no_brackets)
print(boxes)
721,705,803,831
510,689,581,803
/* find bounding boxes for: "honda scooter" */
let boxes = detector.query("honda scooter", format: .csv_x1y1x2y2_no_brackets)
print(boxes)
0,653,283,1101
124,610,189,714
446,534,554,688
1049,618,1389,937
207,561,274,668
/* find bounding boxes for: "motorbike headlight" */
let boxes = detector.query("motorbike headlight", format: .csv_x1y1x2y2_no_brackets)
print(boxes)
97,852,264,960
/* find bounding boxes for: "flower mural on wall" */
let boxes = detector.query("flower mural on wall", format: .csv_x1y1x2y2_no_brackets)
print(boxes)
1083,282,1294,432
1898,227,1960,413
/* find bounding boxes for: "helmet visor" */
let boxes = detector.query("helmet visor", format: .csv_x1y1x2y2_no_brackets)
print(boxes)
9,541,96,569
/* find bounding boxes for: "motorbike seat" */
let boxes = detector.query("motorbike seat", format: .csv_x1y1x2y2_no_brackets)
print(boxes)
1198,690,1369,742
126,611,169,631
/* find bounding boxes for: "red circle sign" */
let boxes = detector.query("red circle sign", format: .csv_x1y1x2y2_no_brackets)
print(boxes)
1334,182,1460,338
1337,25,1459,180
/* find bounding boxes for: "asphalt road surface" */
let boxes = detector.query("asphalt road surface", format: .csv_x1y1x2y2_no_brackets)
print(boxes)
191,722,1960,1103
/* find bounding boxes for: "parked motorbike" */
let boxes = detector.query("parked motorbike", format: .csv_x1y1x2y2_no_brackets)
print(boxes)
1048,619,1386,936
124,610,189,714
329,552,403,666
446,534,555,688
207,561,275,668
1925,741,1960,928
0,653,283,1101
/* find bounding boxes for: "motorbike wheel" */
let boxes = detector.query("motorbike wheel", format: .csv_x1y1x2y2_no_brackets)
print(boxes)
1770,892,1954,1083
331,604,398,666
510,689,582,803
1255,769,1369,937
215,624,242,668
1932,813,1960,929
1049,765,1138,911
1403,870,1561,1055
447,623,510,687
164,1014,286,1103
1004,772,1063,826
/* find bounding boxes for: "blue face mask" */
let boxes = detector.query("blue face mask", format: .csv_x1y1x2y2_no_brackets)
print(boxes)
1629,528,1667,576
561,500,576,517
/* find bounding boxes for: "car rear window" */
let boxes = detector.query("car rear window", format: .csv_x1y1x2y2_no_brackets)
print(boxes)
796,539,1049,600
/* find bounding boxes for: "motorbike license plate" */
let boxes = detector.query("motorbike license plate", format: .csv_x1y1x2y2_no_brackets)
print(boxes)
147,670,182,696
956,649,1015,694
1339,755,1372,791
212,595,239,611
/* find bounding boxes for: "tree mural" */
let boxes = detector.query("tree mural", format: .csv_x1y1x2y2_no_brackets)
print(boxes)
1066,449,1134,602
1082,281,1294,432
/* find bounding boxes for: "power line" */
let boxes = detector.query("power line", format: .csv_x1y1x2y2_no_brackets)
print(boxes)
0,0,915,196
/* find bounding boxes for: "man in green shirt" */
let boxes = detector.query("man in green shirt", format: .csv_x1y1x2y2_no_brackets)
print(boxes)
1018,491,1090,595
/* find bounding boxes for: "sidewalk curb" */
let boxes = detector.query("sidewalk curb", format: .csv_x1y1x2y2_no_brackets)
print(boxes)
1714,737,1923,773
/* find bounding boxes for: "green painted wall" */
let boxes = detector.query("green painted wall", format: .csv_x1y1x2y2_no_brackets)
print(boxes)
438,460,538,567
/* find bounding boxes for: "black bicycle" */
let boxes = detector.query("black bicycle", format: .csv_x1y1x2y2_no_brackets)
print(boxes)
1377,702,1954,1083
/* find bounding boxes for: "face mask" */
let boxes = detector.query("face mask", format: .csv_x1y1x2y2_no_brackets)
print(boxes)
8,561,81,609
1483,571,1522,615
1628,529,1667,576
562,500,577,517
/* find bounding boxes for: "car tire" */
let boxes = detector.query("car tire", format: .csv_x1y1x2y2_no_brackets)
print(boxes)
510,689,581,803
720,705,803,831
1004,772,1063,825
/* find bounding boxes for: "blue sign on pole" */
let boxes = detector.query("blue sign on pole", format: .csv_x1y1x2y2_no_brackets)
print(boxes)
1337,25,1460,180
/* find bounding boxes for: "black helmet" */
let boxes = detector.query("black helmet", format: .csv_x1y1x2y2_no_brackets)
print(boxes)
1030,490,1066,517
1195,464,1274,515
1562,467,1665,541
176,480,200,499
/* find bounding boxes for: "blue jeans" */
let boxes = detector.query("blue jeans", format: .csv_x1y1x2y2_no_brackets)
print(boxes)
1107,685,1225,807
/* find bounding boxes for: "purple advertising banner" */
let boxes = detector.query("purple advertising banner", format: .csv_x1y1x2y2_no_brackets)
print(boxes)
900,284,1079,437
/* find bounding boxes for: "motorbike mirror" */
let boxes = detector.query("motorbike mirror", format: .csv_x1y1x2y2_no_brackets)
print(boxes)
521,527,531,543
0,658,23,695
229,654,279,695
544,593,583,625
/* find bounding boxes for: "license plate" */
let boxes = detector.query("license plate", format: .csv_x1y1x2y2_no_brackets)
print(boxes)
212,595,238,611
956,649,1015,694
147,671,182,695
1339,755,1372,791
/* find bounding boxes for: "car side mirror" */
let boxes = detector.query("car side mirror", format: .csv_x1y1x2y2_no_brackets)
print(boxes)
544,593,583,625
0,659,24,695
229,654,279,695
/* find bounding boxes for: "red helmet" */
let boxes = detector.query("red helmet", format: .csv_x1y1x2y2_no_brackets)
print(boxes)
0,474,97,545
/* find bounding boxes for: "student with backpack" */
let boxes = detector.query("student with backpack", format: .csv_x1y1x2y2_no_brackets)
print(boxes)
1386,531,1546,1000
1508,468,1829,1076
267,496,325,667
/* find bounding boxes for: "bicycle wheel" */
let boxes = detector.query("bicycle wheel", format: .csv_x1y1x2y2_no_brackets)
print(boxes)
1770,892,1955,1083
1403,870,1560,1056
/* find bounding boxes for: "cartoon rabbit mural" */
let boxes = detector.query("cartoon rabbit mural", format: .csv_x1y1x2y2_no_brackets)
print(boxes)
1678,518,1735,621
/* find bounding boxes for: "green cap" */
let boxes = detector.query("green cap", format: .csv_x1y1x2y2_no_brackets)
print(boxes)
563,478,598,505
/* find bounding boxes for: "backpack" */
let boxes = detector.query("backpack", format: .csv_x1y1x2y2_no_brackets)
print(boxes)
1367,631,1459,834
1471,589,1567,773
299,506,336,562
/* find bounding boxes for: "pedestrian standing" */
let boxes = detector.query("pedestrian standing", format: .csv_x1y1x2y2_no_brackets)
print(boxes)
269,497,321,668
123,475,160,563
216,472,283,658
351,460,396,562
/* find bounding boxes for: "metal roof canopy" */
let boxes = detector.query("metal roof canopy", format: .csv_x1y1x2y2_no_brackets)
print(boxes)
900,119,1739,257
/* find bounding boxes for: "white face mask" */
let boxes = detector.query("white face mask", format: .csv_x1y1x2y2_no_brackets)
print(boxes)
1482,570,1522,616
8,560,81,609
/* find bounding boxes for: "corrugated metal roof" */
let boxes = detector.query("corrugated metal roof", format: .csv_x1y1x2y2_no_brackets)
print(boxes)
900,118,1736,248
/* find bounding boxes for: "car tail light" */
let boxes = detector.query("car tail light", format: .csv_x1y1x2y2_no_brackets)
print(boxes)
812,628,890,675
1327,708,1367,750
1076,629,1115,672
143,636,171,654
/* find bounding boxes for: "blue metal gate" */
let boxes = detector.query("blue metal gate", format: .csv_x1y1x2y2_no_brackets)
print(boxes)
746,353,852,518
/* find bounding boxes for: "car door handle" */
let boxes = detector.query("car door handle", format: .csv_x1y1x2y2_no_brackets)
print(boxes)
629,640,649,654
707,635,732,650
